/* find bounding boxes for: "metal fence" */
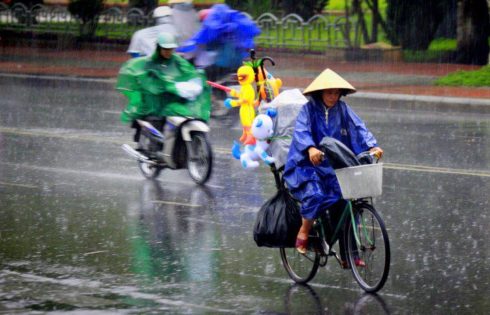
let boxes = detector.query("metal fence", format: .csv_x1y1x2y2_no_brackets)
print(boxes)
255,12,350,50
0,3,352,49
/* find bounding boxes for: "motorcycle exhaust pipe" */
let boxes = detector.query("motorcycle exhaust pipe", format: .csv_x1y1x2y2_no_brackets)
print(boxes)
121,144,156,165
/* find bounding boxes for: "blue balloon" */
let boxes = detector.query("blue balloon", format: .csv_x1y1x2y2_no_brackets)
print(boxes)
224,98,233,108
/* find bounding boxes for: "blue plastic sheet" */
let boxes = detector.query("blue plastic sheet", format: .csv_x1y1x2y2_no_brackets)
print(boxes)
177,4,261,69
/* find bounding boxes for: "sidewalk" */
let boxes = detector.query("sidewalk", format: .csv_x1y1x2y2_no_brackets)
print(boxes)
1,45,489,100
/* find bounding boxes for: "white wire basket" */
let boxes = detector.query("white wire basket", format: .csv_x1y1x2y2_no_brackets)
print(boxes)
334,163,383,199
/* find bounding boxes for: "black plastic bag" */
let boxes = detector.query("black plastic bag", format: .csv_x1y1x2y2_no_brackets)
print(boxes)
253,188,302,248
319,137,361,169
356,151,374,165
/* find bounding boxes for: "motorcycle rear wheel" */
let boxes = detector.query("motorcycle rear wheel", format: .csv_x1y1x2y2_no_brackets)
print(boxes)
138,161,162,179
137,134,163,179
187,132,213,185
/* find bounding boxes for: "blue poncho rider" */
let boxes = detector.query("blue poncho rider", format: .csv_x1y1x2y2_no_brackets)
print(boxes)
283,68,383,266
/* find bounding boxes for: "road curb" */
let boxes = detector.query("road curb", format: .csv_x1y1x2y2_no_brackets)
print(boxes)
349,92,490,114
2,73,489,114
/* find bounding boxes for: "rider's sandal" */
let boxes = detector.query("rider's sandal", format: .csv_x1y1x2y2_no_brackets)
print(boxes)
295,238,308,254
354,258,366,267
341,258,366,269
341,260,350,269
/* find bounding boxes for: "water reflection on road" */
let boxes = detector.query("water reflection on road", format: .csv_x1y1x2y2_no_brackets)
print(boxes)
1,77,489,313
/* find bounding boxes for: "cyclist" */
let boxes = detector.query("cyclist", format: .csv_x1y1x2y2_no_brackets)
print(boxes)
283,68,383,267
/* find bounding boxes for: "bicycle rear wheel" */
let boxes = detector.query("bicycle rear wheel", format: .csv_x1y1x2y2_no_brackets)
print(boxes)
346,204,390,293
280,247,320,284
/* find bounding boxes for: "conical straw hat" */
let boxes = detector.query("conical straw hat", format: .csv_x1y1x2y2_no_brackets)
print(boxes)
303,68,356,95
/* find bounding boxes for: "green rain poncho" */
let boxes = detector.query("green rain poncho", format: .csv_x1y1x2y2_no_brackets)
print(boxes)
116,49,211,123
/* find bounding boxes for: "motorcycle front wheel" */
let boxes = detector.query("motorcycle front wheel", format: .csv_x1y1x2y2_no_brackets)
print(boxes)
186,132,213,185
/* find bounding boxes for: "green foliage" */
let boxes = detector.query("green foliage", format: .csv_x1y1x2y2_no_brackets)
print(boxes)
225,0,278,18
435,66,490,87
403,37,456,62
404,37,489,62
226,0,330,19
325,0,344,10
402,50,448,63
327,0,387,12
428,38,457,51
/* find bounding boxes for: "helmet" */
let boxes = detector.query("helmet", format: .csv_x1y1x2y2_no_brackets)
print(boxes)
152,6,172,19
157,32,178,49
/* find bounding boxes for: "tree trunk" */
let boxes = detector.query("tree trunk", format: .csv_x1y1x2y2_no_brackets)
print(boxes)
366,0,394,44
352,0,369,45
370,0,378,43
344,0,352,47
386,0,444,50
79,19,98,39
456,0,489,65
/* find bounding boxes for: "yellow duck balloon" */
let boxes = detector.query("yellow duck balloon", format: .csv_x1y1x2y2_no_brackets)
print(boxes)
225,65,257,145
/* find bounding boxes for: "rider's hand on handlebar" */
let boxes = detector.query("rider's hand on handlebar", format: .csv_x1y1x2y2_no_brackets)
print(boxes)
308,147,324,166
369,147,384,160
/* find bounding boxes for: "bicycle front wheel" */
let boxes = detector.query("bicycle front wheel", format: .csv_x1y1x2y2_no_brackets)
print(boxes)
280,247,320,284
346,204,390,293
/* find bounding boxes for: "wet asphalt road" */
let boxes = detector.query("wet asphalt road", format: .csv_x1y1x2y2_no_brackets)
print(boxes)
0,76,489,314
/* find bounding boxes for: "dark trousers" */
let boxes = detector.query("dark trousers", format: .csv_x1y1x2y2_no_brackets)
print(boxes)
323,200,359,261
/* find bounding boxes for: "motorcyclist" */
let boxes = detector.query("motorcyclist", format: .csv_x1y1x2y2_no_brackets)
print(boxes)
117,32,211,147
126,1,200,60
167,0,200,44
127,6,178,58
176,4,260,81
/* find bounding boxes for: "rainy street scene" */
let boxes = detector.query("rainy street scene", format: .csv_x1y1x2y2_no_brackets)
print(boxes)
1,0,490,314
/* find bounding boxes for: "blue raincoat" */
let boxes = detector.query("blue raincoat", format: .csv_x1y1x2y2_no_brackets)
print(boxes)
176,4,260,69
283,96,377,220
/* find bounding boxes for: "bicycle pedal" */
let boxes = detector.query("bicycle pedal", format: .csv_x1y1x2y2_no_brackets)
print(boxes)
319,255,328,267
321,239,330,254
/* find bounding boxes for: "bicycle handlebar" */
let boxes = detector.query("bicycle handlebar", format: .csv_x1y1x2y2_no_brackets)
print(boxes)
319,150,382,164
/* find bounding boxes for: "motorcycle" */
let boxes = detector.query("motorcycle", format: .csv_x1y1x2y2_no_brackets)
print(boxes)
122,115,213,185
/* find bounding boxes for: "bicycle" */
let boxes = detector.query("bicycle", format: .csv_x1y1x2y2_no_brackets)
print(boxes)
275,155,390,293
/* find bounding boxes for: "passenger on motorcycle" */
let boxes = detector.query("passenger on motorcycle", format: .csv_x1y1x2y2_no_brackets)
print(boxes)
283,69,383,266
127,6,179,58
167,0,200,46
117,32,211,147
